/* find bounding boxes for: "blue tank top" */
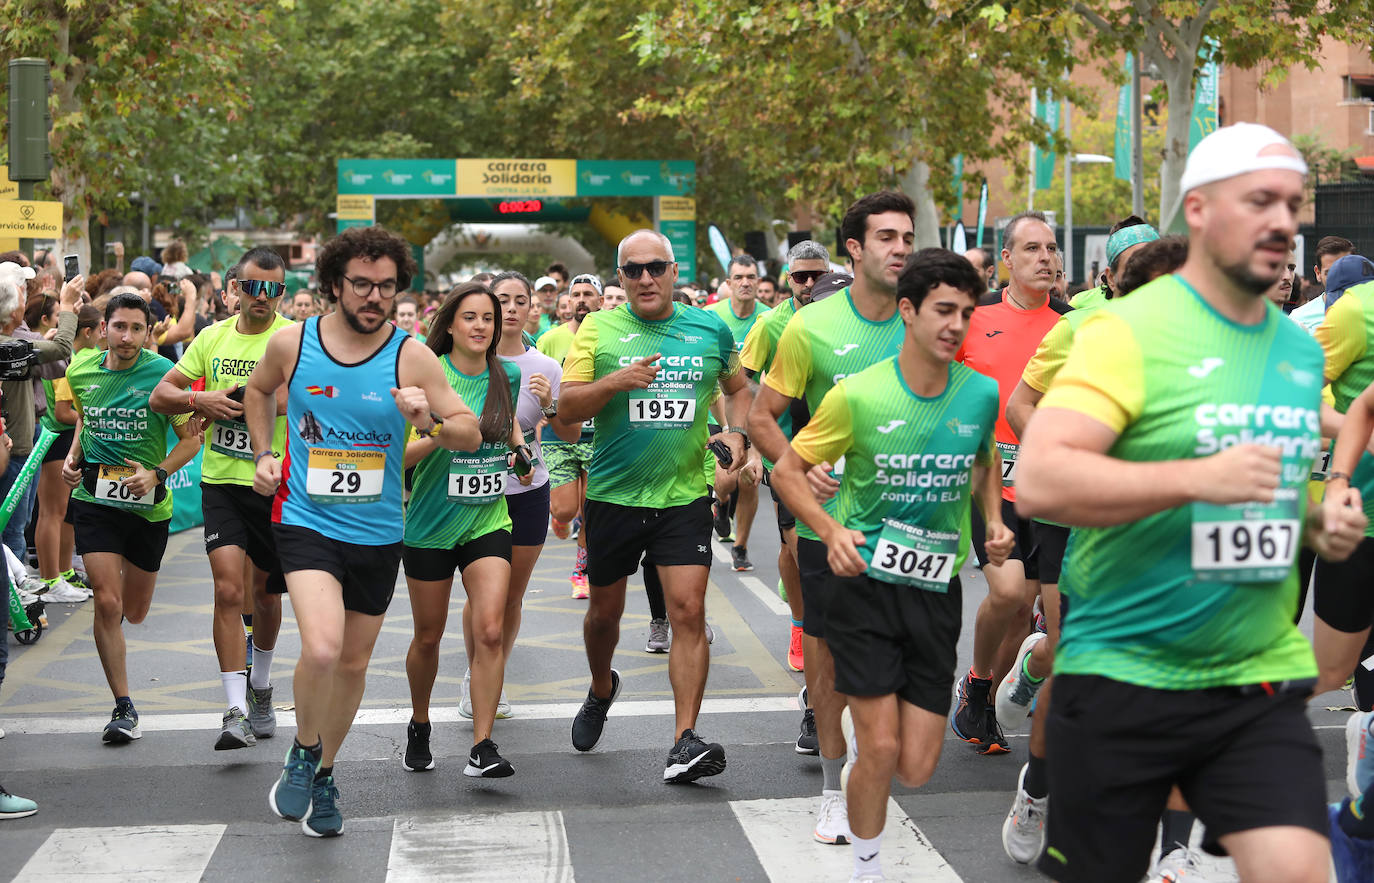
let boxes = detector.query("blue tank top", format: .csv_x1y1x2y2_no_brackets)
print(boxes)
274,317,409,544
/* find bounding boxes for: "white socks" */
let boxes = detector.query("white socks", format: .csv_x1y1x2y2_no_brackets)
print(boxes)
222,670,248,716
249,644,274,690
852,832,883,877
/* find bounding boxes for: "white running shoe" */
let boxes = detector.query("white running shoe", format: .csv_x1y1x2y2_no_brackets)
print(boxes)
41,578,89,604
1001,762,1048,864
1148,845,1211,882
496,689,512,720
458,669,473,720
995,631,1046,730
840,705,858,796
813,789,850,845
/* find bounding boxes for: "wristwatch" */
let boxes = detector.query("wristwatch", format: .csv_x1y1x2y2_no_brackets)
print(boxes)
541,399,558,419
420,411,444,439
153,466,169,485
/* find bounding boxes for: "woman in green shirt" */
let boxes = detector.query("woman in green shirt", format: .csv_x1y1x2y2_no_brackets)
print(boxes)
401,282,531,780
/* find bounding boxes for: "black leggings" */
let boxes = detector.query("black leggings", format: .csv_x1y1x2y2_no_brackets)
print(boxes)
644,562,667,621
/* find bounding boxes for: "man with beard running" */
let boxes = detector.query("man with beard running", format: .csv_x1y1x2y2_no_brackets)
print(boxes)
246,226,481,838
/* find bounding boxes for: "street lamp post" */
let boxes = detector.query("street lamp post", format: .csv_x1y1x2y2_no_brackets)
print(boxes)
1064,149,1112,285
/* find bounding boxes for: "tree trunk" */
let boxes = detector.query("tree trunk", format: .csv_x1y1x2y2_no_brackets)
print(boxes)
1157,58,1196,232
47,14,92,269
899,160,942,249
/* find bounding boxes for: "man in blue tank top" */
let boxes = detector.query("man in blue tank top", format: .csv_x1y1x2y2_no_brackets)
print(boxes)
244,226,481,838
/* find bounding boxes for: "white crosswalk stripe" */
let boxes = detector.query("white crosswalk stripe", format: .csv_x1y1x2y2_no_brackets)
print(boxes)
729,796,963,881
13,823,226,883
387,811,574,882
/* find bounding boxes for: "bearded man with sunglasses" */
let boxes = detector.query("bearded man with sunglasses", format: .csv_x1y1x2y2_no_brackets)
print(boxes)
560,229,753,782
151,247,297,751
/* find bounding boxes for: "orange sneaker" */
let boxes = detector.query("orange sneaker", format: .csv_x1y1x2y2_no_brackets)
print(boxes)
570,573,589,600
787,624,805,672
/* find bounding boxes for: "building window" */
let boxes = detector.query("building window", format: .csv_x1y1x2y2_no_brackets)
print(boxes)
1343,75,1374,103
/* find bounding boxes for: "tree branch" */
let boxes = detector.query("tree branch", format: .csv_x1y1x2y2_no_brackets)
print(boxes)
1182,0,1221,49
1072,1,1121,39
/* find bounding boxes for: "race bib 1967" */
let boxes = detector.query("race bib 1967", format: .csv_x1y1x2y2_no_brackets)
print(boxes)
1190,491,1300,583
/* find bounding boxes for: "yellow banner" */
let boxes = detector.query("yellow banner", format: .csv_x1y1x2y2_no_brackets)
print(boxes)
0,169,16,200
336,194,376,221
0,200,61,238
455,159,577,198
659,196,696,221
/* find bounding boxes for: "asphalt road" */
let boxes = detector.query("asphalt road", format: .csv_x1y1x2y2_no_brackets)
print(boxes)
0,505,1353,882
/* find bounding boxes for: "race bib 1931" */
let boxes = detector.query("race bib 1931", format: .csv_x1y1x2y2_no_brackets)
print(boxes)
866,519,958,592
305,448,385,504
1190,491,1300,583
1311,448,1331,481
95,464,154,510
996,441,1018,487
210,419,253,460
629,387,696,430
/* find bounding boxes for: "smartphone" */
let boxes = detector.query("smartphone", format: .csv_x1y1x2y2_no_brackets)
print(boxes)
225,385,247,405
708,438,733,469
63,254,79,282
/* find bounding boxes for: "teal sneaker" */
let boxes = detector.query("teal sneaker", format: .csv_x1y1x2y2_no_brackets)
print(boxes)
0,784,37,819
302,776,342,837
268,745,318,821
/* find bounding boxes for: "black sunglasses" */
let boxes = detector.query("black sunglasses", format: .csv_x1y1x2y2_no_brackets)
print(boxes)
789,269,827,285
619,261,672,280
237,279,286,300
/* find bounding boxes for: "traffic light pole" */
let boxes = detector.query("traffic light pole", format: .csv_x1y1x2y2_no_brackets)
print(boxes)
17,181,34,258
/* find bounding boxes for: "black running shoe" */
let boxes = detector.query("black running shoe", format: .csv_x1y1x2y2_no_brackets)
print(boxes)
403,719,434,771
950,672,992,747
463,738,515,778
795,708,819,755
571,669,621,751
981,706,1010,755
102,700,140,744
731,545,753,572
664,728,727,783
712,502,733,543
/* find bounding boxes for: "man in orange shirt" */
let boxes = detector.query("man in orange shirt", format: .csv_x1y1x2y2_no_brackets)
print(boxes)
951,211,1070,754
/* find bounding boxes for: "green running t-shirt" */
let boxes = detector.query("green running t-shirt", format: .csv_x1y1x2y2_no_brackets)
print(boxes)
706,298,770,352
1042,275,1323,689
68,347,189,523
791,357,998,584
563,302,738,508
403,355,520,549
174,314,295,486
765,288,905,540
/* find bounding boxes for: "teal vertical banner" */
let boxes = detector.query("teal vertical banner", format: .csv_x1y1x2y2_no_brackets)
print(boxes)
167,424,203,535
1034,93,1060,191
1189,40,1220,151
1114,55,1134,181
975,182,988,248
951,154,965,220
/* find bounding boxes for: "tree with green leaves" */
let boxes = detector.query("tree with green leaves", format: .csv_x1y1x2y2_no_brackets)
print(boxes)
0,0,264,265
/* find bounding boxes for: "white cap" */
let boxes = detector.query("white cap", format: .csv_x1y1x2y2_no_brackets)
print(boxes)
534,275,558,291
0,261,36,283
1179,122,1308,195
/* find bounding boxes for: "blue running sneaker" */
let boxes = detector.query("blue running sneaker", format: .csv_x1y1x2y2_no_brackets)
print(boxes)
302,776,342,837
1348,711,1374,798
269,745,319,821
102,700,140,744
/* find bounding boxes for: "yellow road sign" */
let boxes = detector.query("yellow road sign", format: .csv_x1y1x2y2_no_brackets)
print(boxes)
0,199,61,238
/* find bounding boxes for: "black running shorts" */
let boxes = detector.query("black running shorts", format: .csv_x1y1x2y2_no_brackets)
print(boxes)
583,496,712,587
202,482,285,592
796,536,835,640
1040,674,1327,883
827,572,962,715
70,498,170,573
1029,520,1070,585
272,522,402,616
403,529,513,582
506,481,551,547
970,497,1038,579
767,476,797,537
1314,535,1374,633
